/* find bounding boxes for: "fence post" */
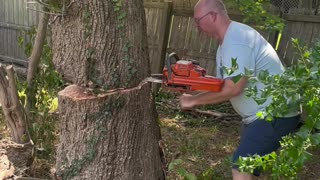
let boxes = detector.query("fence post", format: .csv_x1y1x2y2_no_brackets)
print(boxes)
152,1,173,94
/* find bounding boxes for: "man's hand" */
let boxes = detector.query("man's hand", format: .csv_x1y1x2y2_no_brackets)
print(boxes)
179,93,195,110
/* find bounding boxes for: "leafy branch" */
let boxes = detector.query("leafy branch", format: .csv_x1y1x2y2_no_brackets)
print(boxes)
234,39,320,179
228,0,284,31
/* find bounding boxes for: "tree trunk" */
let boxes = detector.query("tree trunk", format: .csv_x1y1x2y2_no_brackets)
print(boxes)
55,84,164,179
52,1,165,179
26,7,50,115
52,1,150,88
0,65,28,144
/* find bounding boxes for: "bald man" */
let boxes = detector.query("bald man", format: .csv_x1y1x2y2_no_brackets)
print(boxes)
179,0,300,179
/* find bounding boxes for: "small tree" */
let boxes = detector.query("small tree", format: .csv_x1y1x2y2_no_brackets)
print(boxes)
237,39,320,179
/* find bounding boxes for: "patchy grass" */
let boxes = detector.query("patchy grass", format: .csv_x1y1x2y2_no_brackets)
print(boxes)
157,95,242,179
157,92,320,180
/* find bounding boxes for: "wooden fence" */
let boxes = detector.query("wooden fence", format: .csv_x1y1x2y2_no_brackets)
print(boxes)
278,14,320,66
0,0,40,67
0,0,320,76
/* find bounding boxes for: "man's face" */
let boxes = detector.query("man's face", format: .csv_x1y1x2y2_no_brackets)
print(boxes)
193,9,217,38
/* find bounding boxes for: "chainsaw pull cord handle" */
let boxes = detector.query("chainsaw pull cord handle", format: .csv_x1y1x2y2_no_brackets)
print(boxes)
166,52,179,80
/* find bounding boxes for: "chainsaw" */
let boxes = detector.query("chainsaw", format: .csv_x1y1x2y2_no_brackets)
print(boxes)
148,52,224,92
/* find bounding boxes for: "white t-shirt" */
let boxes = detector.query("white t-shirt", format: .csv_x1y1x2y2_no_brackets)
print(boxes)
216,21,297,124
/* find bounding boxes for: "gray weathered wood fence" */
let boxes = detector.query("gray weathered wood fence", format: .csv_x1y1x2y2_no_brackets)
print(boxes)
0,0,40,67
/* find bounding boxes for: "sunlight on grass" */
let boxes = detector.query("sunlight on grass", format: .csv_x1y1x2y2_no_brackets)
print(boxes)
161,112,240,179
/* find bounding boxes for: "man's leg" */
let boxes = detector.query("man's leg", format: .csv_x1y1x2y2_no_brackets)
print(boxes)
232,169,258,180
232,116,300,179
232,119,278,179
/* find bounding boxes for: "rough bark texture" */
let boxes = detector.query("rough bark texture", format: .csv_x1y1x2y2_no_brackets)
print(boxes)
0,139,33,179
53,0,164,178
26,7,50,114
52,1,150,88
0,65,28,143
55,84,164,179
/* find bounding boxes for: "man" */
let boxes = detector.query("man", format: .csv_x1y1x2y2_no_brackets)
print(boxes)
179,0,300,179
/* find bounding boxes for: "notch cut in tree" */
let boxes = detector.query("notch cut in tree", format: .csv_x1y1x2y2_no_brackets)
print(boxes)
52,0,165,179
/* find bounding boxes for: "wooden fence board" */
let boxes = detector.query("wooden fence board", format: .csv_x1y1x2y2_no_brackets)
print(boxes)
277,12,320,66
0,1,4,22
284,15,320,23
145,1,172,74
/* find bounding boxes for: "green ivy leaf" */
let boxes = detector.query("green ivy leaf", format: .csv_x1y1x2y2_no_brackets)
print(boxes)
168,159,183,171
258,70,269,82
231,74,243,84
315,120,320,130
231,58,239,70
244,67,254,77
256,111,265,119
296,126,309,139
255,97,267,105
176,168,197,180
310,134,320,145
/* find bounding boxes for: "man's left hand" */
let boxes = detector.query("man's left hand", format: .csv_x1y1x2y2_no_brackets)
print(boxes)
179,94,196,110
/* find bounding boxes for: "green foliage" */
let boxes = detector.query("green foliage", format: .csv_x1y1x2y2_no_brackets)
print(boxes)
35,0,65,15
168,158,230,180
18,27,64,160
235,39,320,178
168,159,197,180
228,0,284,31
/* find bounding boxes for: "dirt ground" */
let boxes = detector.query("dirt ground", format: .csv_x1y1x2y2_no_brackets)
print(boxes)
1,98,320,179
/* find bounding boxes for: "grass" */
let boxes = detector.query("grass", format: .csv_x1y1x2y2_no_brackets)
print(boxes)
157,93,242,179
156,91,320,180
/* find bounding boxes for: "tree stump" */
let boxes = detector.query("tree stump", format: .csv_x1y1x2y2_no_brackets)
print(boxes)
55,84,164,179
0,65,28,144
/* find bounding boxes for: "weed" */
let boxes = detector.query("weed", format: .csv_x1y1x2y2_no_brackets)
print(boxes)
18,27,64,162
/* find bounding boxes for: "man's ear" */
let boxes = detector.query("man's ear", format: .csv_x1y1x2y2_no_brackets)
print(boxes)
210,12,217,23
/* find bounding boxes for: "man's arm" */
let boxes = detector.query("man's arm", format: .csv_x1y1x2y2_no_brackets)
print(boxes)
179,76,248,110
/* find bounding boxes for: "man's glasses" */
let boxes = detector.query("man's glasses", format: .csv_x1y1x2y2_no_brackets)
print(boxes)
194,11,215,25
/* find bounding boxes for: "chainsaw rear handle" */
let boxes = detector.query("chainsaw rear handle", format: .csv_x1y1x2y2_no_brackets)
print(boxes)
166,52,180,80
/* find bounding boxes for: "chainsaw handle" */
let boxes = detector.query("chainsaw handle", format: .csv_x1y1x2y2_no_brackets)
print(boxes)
168,52,180,64
166,52,180,80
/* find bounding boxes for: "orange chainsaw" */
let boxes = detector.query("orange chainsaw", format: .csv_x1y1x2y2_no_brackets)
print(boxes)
148,52,224,92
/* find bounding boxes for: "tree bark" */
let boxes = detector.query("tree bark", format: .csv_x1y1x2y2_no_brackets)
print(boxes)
0,65,28,143
26,7,50,114
55,84,164,179
51,1,150,88
52,0,165,179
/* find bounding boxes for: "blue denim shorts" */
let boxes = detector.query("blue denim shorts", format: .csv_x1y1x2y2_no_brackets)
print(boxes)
232,115,300,176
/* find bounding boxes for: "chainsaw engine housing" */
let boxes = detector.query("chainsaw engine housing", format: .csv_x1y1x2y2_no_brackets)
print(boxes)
162,53,224,92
